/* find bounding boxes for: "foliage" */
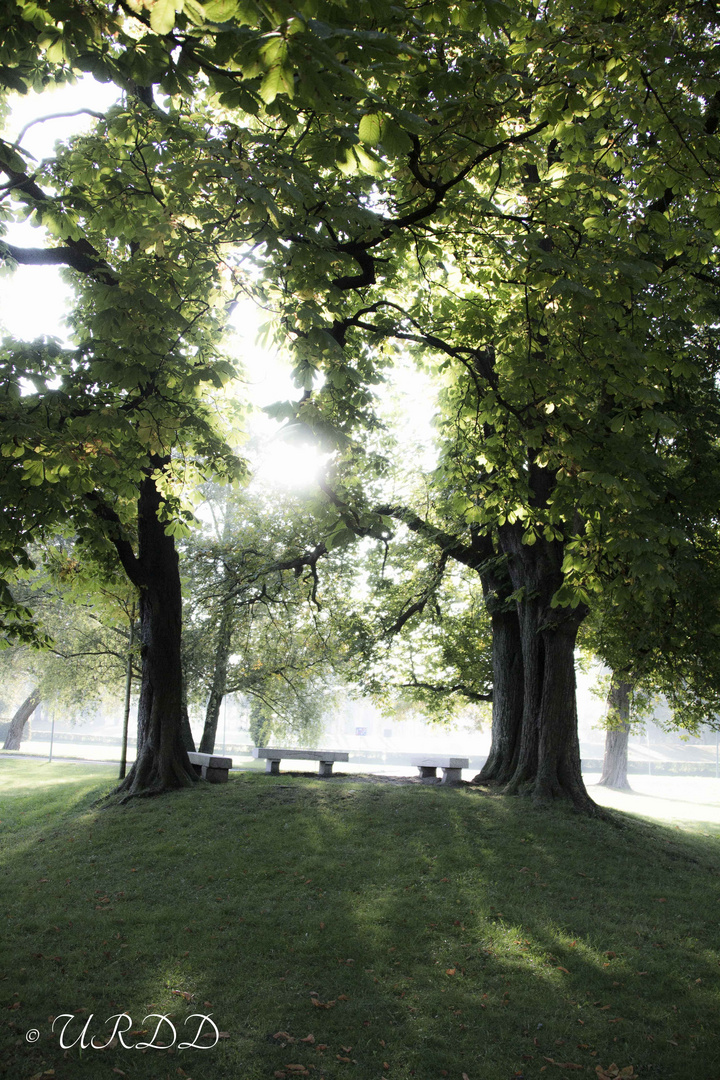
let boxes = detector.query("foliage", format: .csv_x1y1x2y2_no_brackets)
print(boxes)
583,534,720,735
0,543,137,715
182,482,346,743
334,526,493,724
3,0,720,798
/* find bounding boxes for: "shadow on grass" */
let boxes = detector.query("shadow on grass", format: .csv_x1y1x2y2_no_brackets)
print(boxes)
1,769,719,1080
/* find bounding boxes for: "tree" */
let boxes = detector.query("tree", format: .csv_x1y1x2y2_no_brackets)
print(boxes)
597,675,633,792
0,0,462,795
3,687,40,750
182,482,351,753
4,0,720,812
1,97,247,794
585,525,720,789
0,546,138,749
249,0,720,810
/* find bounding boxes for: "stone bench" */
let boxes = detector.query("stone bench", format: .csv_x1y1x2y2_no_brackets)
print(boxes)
410,756,469,784
252,747,349,777
188,751,232,783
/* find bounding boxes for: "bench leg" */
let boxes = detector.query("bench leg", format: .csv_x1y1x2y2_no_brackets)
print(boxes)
441,767,462,784
418,766,437,779
265,759,280,775
204,767,228,783
318,760,334,777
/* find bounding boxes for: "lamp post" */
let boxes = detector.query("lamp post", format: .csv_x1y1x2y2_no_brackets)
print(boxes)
119,606,135,780
48,708,56,764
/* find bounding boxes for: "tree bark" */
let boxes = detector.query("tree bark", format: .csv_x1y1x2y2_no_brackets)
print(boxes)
498,518,599,814
474,608,524,784
198,601,234,754
113,470,197,797
3,687,40,750
598,676,633,790
473,549,524,785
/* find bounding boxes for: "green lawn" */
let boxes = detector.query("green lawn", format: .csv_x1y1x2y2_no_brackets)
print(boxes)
1,760,719,1080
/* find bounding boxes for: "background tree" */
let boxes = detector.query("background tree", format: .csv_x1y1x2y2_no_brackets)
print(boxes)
182,481,353,753
0,546,138,749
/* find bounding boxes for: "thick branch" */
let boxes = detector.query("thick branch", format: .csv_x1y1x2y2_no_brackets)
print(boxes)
84,493,143,587
0,151,118,286
399,678,492,703
1,241,118,285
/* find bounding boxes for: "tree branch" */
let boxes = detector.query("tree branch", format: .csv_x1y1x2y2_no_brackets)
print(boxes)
0,241,118,284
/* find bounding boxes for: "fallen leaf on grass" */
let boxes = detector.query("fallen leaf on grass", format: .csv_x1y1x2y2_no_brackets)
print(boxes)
446,968,456,976
543,1056,582,1069
171,990,194,1002
556,967,570,974
285,1066,310,1076
336,1056,351,1063
300,1034,315,1043
595,1066,636,1079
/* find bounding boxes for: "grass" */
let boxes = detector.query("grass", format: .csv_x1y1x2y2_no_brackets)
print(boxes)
1,760,720,1080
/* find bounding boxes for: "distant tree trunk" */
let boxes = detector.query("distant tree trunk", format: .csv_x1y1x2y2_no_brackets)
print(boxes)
598,676,633,790
111,467,197,798
3,687,40,750
499,517,599,815
249,699,273,748
199,601,234,754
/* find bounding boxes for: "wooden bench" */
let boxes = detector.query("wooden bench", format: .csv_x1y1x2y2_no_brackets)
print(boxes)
410,756,469,784
252,747,349,777
188,751,232,783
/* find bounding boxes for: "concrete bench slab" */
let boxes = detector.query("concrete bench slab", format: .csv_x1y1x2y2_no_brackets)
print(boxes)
188,751,232,783
410,755,469,784
252,747,349,777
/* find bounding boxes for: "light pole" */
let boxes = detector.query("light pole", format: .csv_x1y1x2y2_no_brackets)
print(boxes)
48,708,56,764
119,606,135,780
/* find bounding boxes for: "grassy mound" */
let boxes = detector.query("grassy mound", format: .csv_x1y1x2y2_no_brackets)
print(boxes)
1,760,719,1080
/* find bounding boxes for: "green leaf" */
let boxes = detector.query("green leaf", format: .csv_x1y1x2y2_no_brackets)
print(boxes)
259,62,294,104
358,113,382,147
182,0,208,25
150,0,179,35
202,0,239,17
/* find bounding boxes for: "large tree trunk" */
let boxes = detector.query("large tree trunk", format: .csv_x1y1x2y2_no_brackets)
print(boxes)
598,676,632,790
473,542,524,787
3,687,40,750
499,518,599,814
114,470,197,797
475,608,524,783
198,602,234,754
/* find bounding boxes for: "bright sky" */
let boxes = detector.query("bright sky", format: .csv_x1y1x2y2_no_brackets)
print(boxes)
0,78,438,491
